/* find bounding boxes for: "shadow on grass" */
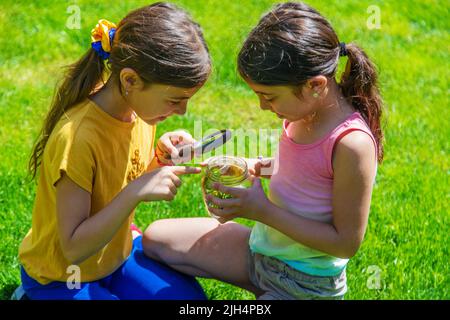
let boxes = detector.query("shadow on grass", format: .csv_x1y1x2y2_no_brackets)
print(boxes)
1,282,20,300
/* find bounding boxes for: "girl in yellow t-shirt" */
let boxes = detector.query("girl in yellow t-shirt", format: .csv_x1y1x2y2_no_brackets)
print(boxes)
18,3,210,300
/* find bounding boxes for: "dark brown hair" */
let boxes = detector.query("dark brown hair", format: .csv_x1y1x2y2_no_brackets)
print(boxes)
238,2,383,163
29,2,211,179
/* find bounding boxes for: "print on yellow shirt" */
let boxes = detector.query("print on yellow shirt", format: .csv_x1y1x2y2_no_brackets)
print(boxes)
128,149,146,183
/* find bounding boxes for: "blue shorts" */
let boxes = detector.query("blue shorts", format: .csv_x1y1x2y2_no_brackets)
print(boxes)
21,236,207,300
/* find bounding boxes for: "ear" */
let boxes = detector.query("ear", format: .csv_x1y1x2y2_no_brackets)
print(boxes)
119,68,145,92
305,76,328,96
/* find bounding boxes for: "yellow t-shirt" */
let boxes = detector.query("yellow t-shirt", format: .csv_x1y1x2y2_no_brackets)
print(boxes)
19,99,156,284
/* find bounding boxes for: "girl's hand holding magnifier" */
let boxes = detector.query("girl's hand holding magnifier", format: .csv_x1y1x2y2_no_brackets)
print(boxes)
155,130,195,166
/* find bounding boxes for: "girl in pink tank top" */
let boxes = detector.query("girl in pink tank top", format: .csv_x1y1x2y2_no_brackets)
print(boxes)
142,2,384,300
204,2,383,299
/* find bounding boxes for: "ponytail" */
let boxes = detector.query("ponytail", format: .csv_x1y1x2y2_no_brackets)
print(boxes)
340,43,384,163
28,48,106,180
238,2,384,163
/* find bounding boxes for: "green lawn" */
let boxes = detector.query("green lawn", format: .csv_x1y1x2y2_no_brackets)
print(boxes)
0,0,449,300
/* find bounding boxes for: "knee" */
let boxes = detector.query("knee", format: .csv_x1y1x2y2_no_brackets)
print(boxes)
142,219,171,261
143,219,168,243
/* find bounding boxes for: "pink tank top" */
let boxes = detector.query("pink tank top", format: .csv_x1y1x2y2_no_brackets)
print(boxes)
270,111,377,220
249,111,377,276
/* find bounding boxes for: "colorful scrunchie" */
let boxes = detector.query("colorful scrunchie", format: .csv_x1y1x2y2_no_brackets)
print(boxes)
91,19,117,60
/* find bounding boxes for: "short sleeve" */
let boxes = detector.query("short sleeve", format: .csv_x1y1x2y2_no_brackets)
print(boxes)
47,126,96,193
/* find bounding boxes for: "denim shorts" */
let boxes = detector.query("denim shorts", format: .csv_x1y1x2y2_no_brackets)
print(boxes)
248,250,347,300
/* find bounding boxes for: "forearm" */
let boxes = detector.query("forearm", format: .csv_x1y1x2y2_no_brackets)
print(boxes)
257,202,355,259
66,183,140,264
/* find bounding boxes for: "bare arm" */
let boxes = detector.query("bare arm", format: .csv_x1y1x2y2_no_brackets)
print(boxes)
56,174,139,265
208,131,377,259
56,166,200,265
257,131,377,258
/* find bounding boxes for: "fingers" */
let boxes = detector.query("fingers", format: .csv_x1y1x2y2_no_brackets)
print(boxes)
164,130,195,150
253,158,272,176
258,158,273,178
159,176,178,201
253,162,261,177
170,173,182,187
157,166,197,201
158,135,179,156
158,131,196,164
172,130,195,145
168,181,177,196
155,141,175,165
160,175,180,202
211,182,244,198
206,194,241,208
170,165,201,176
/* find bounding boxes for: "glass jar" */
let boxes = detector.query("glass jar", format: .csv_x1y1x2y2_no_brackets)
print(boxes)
202,156,251,219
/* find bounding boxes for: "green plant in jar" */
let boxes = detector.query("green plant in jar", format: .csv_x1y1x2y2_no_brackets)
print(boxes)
202,156,251,218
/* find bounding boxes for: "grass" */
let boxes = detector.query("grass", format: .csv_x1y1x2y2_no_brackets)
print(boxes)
0,0,449,300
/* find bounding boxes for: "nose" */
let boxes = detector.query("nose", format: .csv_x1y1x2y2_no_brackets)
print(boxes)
174,102,187,115
259,98,272,111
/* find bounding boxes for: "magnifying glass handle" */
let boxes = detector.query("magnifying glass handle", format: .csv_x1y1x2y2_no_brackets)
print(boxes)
164,129,232,162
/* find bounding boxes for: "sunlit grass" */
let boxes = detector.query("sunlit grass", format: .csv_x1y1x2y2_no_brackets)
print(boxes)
0,0,448,299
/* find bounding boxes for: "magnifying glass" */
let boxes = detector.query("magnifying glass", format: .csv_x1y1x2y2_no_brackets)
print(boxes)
167,129,232,163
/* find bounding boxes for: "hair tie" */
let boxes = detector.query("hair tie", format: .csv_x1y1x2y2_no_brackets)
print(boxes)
91,19,117,60
339,42,348,57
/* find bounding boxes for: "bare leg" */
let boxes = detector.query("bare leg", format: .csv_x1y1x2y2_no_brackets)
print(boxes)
142,217,262,296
